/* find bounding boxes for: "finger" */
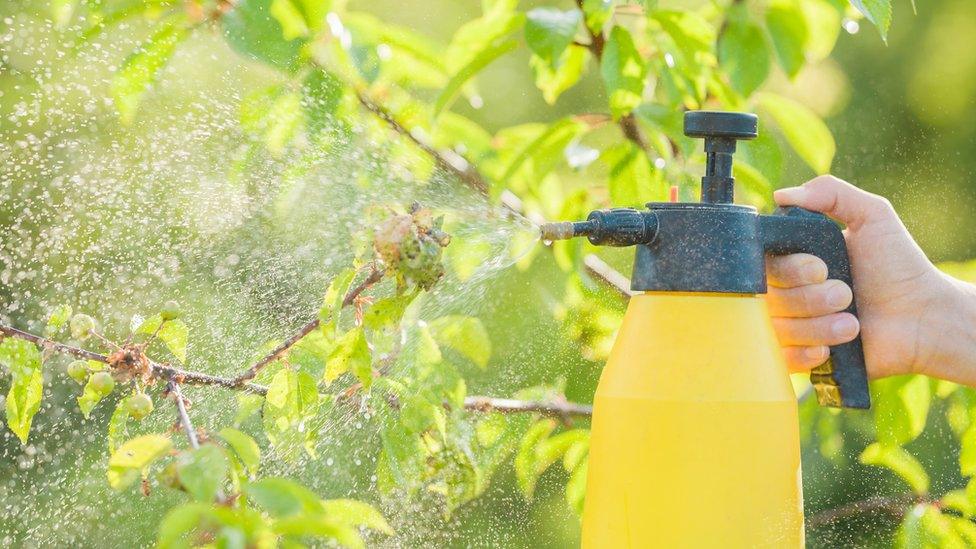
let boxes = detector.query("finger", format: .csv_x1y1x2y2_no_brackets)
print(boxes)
773,175,893,229
781,346,829,373
766,254,828,288
767,279,853,317
771,312,859,347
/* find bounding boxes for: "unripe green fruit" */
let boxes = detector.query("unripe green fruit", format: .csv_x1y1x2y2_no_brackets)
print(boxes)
67,360,89,384
160,300,181,321
126,393,154,420
70,314,96,340
89,371,115,395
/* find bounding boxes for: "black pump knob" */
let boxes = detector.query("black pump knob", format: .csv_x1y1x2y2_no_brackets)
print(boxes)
684,111,758,204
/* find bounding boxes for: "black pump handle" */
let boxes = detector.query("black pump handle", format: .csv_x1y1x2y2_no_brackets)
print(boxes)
761,206,871,409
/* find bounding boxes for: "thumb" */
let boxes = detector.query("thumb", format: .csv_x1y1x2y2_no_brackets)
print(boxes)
773,175,891,229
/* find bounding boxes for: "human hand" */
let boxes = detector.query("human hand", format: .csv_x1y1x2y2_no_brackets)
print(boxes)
766,175,971,383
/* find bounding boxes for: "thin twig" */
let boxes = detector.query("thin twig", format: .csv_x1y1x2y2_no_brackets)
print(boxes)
0,323,265,393
167,380,200,450
231,267,383,385
806,494,919,529
1,324,108,361
463,395,592,419
344,70,635,298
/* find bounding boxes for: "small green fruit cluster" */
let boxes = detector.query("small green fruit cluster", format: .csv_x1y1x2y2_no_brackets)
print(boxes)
89,371,115,395
126,393,154,420
67,360,90,384
160,300,181,321
373,206,451,290
69,314,97,340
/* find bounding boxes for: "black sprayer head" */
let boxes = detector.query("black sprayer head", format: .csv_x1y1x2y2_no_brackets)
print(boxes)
536,110,871,410
684,111,757,204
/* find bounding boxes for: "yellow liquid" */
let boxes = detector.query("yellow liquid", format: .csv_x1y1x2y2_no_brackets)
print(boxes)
581,293,803,548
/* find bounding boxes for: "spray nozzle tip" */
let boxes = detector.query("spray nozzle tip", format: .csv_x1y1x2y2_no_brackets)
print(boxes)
539,221,580,242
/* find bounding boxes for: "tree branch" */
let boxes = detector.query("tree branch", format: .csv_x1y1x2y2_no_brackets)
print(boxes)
230,267,383,385
463,395,592,420
167,380,200,449
0,323,265,393
806,494,919,529
1,323,595,419
348,73,634,299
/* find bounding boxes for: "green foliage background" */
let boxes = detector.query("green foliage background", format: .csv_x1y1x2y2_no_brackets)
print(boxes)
3,0,976,547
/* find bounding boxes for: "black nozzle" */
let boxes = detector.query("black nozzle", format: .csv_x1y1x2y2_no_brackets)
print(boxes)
684,111,758,204
539,209,657,247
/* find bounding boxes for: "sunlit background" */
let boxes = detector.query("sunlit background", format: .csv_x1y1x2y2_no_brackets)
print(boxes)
1,0,975,547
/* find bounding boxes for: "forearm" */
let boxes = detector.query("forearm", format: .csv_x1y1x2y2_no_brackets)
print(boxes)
918,274,976,386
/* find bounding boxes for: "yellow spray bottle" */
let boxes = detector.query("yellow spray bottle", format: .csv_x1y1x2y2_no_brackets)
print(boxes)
541,111,870,548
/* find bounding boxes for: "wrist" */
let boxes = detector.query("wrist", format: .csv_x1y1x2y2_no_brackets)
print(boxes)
915,272,976,384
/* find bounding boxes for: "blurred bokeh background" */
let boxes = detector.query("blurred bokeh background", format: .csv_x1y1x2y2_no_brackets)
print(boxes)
1,0,974,547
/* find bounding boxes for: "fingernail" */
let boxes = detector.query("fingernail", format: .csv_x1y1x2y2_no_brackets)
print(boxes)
803,259,828,282
774,187,807,204
805,346,828,361
826,282,850,308
832,316,858,339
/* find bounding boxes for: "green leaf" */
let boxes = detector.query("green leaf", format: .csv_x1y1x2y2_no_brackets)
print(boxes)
177,445,230,502
157,503,211,549
738,130,783,187
223,0,306,71
377,418,425,494
566,460,588,515
108,434,173,490
160,319,188,363
718,6,770,96
758,92,835,174
651,10,715,63
530,45,588,105
497,117,588,192
802,0,843,62
50,0,78,28
245,477,323,517
445,0,523,72
602,142,666,206
322,499,395,535
870,375,931,446
111,19,188,125
318,269,356,339
961,423,976,476
515,419,557,500
0,339,43,444
850,0,892,42
301,68,343,138
274,516,364,549
45,304,72,336
218,428,261,477
435,38,518,116
269,0,308,40
581,0,612,34
234,393,265,426
137,314,188,363
733,159,773,207
765,0,809,78
600,26,646,119
363,292,416,331
107,400,130,453
898,503,966,548
263,369,320,461
524,8,581,67
324,327,372,387
429,316,491,369
859,443,930,495
416,324,443,366
77,374,109,419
